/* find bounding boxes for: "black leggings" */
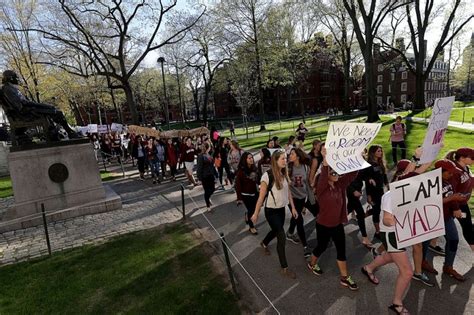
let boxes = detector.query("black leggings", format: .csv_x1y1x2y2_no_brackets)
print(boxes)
202,176,215,207
391,141,406,163
137,156,145,174
242,194,258,229
262,207,288,268
458,204,474,245
288,198,311,247
218,162,233,185
312,223,346,261
370,192,383,224
347,196,367,237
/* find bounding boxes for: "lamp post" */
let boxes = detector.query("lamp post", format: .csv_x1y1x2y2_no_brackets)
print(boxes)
157,57,170,130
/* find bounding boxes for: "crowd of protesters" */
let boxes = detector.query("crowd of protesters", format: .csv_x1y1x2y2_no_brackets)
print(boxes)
90,118,473,315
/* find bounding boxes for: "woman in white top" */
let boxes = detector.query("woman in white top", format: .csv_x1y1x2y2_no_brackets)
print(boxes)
251,150,298,279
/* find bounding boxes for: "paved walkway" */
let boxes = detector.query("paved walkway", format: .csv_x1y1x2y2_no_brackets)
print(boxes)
390,114,474,131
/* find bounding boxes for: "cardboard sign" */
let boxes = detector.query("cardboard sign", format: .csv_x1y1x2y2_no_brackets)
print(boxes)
87,124,98,133
420,96,455,163
390,169,444,248
78,126,89,136
111,123,123,133
326,122,382,174
97,125,109,134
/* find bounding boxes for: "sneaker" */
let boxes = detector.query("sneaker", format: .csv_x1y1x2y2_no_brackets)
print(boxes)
286,232,300,244
422,259,438,275
303,246,312,258
280,268,297,279
412,273,434,287
428,245,445,256
340,275,359,291
307,262,323,276
442,266,465,282
371,247,380,259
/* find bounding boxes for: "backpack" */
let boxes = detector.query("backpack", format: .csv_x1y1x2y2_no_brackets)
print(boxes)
263,170,276,207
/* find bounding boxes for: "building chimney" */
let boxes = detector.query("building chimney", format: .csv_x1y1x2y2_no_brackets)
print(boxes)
396,38,405,53
373,43,381,56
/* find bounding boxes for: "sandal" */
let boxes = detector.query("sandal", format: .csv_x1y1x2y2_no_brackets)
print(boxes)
249,228,258,235
388,304,409,315
361,266,379,285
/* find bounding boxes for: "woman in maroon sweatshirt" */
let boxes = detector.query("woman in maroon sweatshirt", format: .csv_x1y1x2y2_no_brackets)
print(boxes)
446,147,474,251
235,151,259,235
180,137,198,186
307,147,359,290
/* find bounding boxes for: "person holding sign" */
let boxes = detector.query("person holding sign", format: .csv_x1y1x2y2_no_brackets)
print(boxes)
251,150,299,279
446,147,474,252
389,116,407,165
307,148,359,291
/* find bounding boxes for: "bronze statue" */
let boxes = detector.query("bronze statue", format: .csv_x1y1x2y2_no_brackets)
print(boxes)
0,70,78,145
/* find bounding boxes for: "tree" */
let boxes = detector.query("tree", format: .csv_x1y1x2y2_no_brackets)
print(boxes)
378,0,473,110
216,0,273,130
342,0,410,122
16,0,203,125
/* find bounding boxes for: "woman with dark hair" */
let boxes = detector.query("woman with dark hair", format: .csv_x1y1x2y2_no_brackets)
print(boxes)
295,122,308,142
364,145,389,241
196,142,216,211
257,148,272,180
266,139,275,149
308,140,323,188
214,137,233,188
284,135,296,155
307,147,359,290
251,150,299,279
446,147,474,251
235,152,259,234
131,135,146,180
165,138,178,181
180,137,198,187
228,140,244,175
286,148,313,258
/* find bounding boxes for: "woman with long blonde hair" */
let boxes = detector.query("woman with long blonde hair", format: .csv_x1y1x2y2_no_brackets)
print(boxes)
252,150,298,279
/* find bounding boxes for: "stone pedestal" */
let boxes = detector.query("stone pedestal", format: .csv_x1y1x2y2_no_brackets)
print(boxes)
0,141,121,232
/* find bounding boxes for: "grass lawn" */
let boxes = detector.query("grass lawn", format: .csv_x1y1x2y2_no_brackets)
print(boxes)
413,107,474,124
0,171,121,199
0,224,240,315
454,101,474,108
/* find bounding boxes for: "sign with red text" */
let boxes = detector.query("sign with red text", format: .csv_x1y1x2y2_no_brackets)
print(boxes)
420,96,455,163
390,169,444,248
326,122,382,175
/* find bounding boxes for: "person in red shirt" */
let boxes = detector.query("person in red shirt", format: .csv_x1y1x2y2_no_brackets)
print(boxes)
235,152,259,235
307,147,359,290
446,147,474,251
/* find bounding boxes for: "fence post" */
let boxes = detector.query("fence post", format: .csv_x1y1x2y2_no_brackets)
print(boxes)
220,233,238,297
181,184,186,220
41,203,52,256
462,111,465,124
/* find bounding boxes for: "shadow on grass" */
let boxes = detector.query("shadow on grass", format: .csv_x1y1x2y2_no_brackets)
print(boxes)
0,225,240,315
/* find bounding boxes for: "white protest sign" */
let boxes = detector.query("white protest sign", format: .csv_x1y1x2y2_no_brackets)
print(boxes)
97,125,109,134
88,124,98,133
78,126,89,136
390,169,444,248
111,123,123,133
420,96,455,163
326,122,382,174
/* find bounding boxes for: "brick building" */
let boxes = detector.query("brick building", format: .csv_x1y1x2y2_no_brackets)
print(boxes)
373,39,448,108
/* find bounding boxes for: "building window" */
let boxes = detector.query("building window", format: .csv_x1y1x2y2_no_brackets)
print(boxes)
401,82,407,92
401,94,407,103
391,73,395,81
377,75,383,83
377,97,383,105
388,84,391,93
378,64,383,72
402,71,407,80
377,85,382,94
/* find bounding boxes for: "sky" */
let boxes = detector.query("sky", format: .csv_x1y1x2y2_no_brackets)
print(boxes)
142,0,473,68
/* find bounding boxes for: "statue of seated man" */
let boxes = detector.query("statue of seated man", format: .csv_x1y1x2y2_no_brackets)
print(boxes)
0,70,78,140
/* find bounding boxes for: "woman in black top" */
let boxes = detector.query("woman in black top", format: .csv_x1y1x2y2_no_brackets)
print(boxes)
347,172,372,248
364,145,388,241
235,151,259,234
295,122,308,142
213,137,233,188
197,142,216,211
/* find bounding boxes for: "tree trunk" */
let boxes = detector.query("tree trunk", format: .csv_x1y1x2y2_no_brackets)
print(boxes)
202,84,210,123
109,88,123,123
364,48,379,122
193,89,200,121
277,87,281,122
251,2,265,131
343,47,351,114
123,82,139,124
415,71,425,112
175,65,185,123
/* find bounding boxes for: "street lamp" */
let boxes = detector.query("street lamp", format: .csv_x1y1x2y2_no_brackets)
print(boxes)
157,57,170,130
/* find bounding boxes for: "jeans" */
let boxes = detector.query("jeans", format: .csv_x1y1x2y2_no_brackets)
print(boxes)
288,198,309,247
242,194,258,229
313,223,346,261
444,217,459,267
391,141,407,164
262,207,288,268
458,204,474,245
347,195,367,237
202,176,215,207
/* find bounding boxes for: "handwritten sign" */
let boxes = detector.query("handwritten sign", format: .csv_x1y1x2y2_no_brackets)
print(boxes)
420,96,455,163
97,125,109,134
87,124,98,133
111,123,123,133
390,169,444,248
326,122,382,175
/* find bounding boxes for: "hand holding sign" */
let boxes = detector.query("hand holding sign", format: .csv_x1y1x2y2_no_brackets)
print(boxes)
325,122,382,175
